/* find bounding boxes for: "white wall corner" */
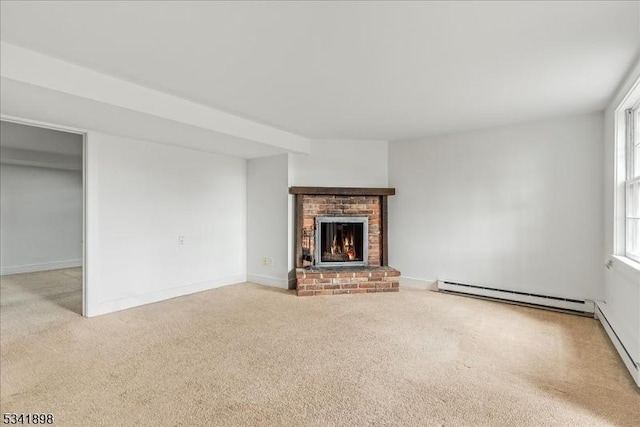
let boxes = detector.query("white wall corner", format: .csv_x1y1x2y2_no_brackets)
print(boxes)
291,139,389,188
246,274,290,290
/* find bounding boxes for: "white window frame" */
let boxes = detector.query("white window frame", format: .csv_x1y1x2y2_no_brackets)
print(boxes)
624,106,640,262
614,79,640,267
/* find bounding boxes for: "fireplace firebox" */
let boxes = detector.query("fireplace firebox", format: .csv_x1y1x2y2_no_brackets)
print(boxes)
315,216,368,267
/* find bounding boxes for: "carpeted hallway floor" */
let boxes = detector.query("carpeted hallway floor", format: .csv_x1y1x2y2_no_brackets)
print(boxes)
1,268,639,426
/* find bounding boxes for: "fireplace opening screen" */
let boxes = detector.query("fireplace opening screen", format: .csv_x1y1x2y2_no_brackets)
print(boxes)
315,217,368,267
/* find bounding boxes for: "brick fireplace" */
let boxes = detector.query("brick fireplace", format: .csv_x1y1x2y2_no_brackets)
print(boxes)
290,186,400,296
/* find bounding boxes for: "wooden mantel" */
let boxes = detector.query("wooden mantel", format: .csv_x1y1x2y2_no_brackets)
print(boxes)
289,186,396,196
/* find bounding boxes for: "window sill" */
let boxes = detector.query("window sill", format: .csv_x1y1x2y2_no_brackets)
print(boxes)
609,255,640,283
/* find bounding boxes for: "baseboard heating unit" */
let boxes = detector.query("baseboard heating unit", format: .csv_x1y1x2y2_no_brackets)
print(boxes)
437,280,595,315
594,302,640,386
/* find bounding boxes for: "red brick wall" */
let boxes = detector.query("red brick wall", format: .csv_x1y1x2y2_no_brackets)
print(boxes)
301,195,381,266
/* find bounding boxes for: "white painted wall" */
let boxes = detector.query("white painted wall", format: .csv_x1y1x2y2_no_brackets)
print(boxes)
290,139,388,187
0,164,82,274
389,113,604,300
246,154,290,288
85,132,246,316
602,59,640,375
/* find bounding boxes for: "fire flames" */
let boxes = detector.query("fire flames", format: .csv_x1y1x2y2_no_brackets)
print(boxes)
330,234,356,260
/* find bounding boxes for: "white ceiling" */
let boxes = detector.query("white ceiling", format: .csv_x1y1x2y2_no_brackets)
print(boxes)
1,1,639,141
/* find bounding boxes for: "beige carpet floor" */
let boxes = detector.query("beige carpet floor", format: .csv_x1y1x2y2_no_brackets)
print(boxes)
1,268,639,426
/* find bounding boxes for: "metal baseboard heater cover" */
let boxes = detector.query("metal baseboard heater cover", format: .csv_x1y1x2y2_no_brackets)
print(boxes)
437,280,595,314
595,303,640,386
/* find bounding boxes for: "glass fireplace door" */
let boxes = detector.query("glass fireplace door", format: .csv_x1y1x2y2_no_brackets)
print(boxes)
315,217,368,267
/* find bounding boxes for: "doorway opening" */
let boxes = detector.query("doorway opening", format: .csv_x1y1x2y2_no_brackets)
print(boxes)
0,119,86,319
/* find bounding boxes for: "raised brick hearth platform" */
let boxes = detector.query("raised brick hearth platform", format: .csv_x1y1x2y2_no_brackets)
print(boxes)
296,266,400,296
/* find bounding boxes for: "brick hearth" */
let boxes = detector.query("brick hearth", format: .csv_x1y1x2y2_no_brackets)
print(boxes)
296,267,400,296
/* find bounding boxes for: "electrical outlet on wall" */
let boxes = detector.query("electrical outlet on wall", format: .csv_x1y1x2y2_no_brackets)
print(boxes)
178,235,185,245
262,256,274,266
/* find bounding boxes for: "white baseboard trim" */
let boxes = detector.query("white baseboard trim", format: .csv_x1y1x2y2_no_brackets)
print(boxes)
400,276,438,291
1,259,82,276
595,302,640,387
247,273,289,289
86,273,246,317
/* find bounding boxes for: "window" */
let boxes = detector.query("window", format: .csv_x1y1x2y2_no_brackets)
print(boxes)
625,105,640,262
